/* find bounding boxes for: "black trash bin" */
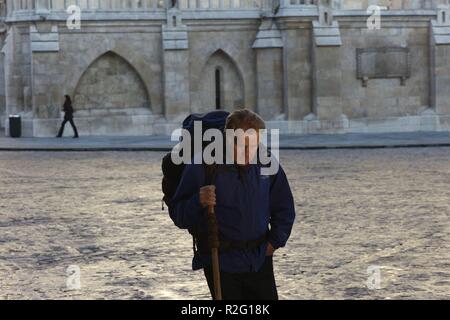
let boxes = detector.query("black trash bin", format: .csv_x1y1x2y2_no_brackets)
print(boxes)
9,115,21,138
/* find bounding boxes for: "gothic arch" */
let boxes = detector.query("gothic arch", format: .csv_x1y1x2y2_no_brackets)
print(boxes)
64,38,157,113
193,49,245,113
72,51,150,112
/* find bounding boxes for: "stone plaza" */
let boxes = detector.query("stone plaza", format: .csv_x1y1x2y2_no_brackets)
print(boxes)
0,148,449,299
1,0,450,136
1,0,450,301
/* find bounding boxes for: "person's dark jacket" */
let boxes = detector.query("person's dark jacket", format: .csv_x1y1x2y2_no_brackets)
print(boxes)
63,101,74,119
170,161,296,273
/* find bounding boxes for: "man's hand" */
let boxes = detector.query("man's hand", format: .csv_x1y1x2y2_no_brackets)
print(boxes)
266,242,276,256
199,185,216,208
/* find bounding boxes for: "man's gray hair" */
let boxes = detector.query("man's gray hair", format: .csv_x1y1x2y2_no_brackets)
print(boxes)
225,109,266,131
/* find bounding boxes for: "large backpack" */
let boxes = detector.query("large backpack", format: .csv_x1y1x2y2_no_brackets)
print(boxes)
161,110,230,258
161,110,230,210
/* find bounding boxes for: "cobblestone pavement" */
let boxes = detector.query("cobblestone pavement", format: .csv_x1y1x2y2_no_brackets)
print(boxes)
0,131,449,151
0,148,449,299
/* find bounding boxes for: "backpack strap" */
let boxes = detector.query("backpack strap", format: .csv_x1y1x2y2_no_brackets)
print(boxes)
204,163,218,186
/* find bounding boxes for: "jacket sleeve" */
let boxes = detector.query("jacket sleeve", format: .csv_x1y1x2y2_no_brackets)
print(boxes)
268,164,296,249
169,164,205,229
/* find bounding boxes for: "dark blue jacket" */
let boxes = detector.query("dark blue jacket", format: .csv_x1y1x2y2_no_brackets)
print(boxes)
170,162,296,273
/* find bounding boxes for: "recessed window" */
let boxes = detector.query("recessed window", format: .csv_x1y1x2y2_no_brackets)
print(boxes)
215,68,222,110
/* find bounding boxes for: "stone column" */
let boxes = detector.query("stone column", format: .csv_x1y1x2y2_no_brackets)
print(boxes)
5,0,12,16
430,5,450,115
1,24,35,136
1,26,15,134
29,23,61,136
252,18,284,120
35,0,50,14
2,27,20,123
311,6,343,121
279,0,289,9
161,8,190,122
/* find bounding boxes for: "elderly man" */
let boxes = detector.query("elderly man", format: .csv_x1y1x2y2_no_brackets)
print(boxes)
170,109,296,300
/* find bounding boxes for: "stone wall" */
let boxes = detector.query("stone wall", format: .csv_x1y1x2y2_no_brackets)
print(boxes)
282,23,313,121
13,20,165,136
0,33,5,130
2,1,450,136
339,23,430,119
194,49,245,113
341,0,441,9
73,51,150,112
188,24,258,115
4,25,32,116
0,2,5,130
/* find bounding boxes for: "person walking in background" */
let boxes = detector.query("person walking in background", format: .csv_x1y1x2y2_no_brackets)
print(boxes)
56,94,79,138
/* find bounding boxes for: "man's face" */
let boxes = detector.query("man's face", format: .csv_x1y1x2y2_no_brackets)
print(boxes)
233,130,259,166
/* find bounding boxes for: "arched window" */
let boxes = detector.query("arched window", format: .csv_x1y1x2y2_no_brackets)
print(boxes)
195,49,244,113
215,67,222,110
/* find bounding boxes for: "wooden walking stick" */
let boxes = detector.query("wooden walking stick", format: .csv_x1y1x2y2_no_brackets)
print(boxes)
205,164,222,300
207,203,222,300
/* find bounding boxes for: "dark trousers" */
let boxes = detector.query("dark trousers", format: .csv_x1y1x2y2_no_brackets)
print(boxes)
203,256,278,300
57,117,79,137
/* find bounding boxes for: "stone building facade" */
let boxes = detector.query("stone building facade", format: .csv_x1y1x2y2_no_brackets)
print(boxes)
1,0,450,136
